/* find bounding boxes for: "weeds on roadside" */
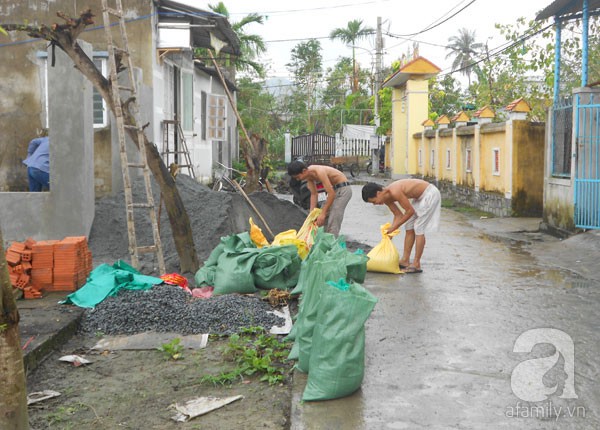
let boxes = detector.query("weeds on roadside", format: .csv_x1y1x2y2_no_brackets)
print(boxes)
201,326,291,386
157,337,184,360
46,402,100,426
442,198,494,219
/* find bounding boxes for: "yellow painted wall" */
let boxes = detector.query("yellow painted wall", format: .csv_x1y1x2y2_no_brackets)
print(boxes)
412,121,545,216
479,125,507,193
391,79,430,176
457,132,475,188
440,131,453,181
512,121,546,216
391,87,406,175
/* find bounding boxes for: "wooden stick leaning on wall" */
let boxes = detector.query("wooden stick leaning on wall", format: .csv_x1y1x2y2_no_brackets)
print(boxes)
230,178,275,240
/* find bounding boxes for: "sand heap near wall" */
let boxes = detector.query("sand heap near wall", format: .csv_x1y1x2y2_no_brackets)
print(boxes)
88,174,308,275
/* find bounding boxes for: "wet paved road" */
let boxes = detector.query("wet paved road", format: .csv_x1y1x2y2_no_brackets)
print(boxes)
292,185,600,429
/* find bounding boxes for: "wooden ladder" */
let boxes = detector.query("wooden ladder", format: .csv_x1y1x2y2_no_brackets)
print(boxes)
101,0,165,273
161,118,196,178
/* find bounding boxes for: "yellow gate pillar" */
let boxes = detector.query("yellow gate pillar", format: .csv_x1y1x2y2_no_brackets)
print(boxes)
382,56,440,177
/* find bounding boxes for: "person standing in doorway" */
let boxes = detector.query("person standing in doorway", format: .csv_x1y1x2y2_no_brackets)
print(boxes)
23,129,50,192
362,179,441,273
287,160,352,236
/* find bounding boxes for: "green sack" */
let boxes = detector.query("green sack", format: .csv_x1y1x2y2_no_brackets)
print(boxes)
302,280,378,401
345,249,369,284
221,231,256,252
204,242,226,267
295,260,347,373
195,233,256,288
213,248,260,295
289,246,324,296
252,245,301,290
194,265,217,287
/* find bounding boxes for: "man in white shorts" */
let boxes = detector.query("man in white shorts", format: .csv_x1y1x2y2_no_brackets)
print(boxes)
361,179,441,273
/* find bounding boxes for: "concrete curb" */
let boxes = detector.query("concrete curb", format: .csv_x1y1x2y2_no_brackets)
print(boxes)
19,293,85,373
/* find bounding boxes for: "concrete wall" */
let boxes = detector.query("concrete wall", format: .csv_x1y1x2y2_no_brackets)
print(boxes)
542,102,575,233
0,42,95,243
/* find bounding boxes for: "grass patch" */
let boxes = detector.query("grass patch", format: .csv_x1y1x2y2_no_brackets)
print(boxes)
442,199,494,219
200,326,292,386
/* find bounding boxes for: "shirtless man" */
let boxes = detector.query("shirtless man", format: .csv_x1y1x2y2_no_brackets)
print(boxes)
287,160,352,236
361,179,441,273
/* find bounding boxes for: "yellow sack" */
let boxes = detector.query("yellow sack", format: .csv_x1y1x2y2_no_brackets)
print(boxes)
272,229,309,259
296,208,321,249
366,223,402,274
249,217,269,248
272,229,298,245
278,238,309,260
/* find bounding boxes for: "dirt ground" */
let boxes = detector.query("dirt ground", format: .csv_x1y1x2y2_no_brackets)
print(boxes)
27,331,294,430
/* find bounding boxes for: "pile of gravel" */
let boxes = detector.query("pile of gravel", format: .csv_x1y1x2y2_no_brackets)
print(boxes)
79,284,285,336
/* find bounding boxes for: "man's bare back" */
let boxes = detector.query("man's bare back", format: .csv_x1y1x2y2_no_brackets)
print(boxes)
304,164,348,188
385,178,430,200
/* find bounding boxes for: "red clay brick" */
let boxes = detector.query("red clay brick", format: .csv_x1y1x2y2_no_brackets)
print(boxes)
8,242,26,254
24,237,36,249
5,250,21,266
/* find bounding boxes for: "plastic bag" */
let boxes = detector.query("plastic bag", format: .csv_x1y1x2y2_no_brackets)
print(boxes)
366,223,401,274
249,217,269,248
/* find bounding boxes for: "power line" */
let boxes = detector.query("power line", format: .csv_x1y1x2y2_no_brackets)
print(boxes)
249,19,553,91
391,0,478,37
437,22,553,78
228,0,394,16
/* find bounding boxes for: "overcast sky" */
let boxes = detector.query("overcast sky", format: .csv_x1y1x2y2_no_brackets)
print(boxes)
181,0,554,81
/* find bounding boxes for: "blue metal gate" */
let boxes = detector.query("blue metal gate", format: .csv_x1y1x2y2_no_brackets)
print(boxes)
574,91,600,229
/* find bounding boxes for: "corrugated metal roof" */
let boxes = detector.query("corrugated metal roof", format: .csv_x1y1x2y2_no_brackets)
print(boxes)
536,0,600,20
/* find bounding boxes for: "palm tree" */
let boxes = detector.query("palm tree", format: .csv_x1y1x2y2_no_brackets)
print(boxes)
208,2,267,78
445,28,483,87
329,19,374,93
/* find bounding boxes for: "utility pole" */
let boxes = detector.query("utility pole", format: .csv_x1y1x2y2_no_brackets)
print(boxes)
374,16,382,126
371,16,383,175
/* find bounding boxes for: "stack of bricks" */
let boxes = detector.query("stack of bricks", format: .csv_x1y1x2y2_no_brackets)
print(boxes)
52,236,92,292
4,236,93,299
31,240,57,292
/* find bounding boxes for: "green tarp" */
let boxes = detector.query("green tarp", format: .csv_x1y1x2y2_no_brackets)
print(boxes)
61,260,163,308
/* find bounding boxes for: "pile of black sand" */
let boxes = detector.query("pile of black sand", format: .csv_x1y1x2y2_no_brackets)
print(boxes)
88,174,308,275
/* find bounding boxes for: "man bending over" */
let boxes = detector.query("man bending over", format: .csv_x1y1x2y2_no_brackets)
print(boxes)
362,179,441,273
288,160,352,236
